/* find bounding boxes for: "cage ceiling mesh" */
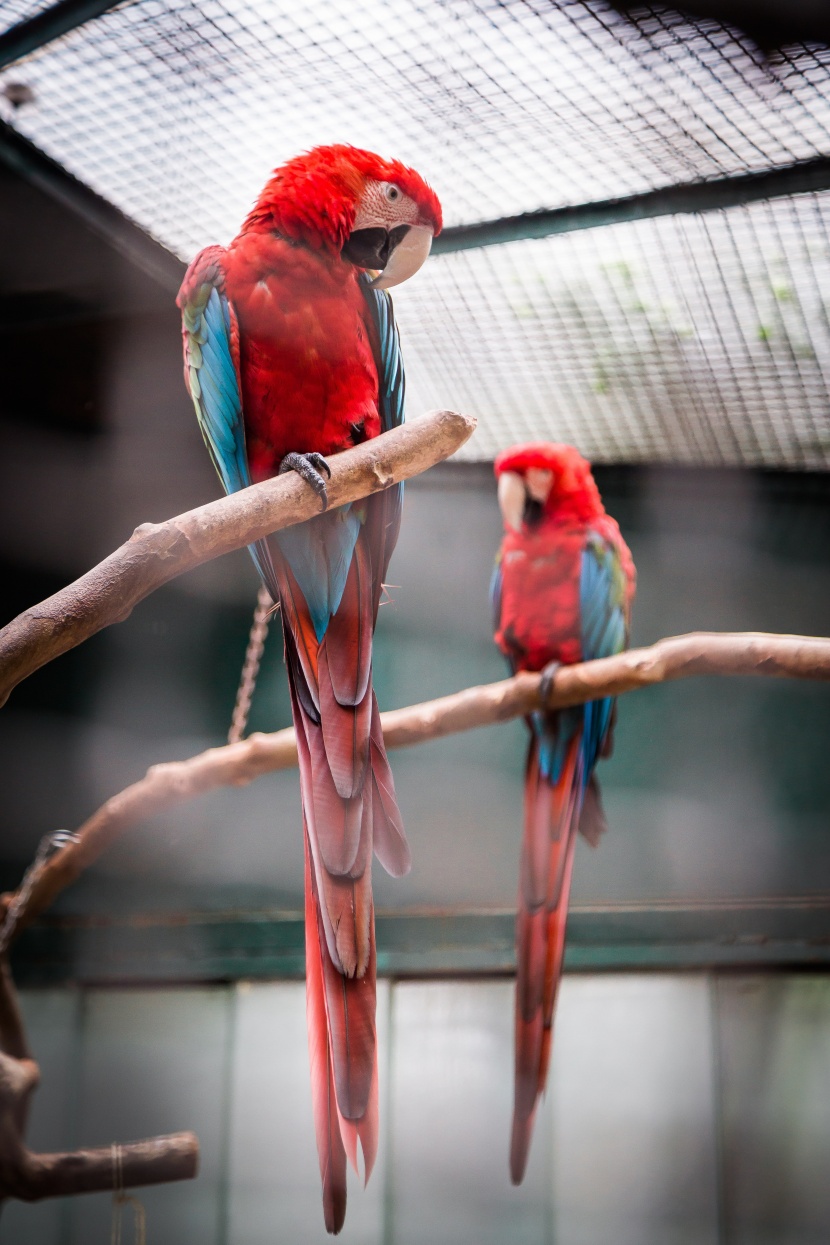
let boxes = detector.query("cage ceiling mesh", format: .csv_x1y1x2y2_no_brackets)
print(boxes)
2,0,830,466
396,194,830,466
0,1,58,26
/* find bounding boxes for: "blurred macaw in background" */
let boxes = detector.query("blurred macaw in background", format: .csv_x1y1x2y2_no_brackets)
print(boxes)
177,145,442,1233
491,442,636,1184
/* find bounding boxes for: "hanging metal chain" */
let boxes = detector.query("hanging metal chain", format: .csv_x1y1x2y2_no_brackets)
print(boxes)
111,1143,147,1245
0,830,79,956
228,583,276,745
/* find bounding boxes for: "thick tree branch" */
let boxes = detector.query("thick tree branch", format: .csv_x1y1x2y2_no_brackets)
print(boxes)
6,1133,199,1200
0,957,199,1201
0,410,476,708
0,963,29,1064
0,961,32,1138
379,629,830,744
6,630,829,932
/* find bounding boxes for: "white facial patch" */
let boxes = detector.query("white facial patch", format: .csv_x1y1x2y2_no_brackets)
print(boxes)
353,179,422,230
525,468,554,503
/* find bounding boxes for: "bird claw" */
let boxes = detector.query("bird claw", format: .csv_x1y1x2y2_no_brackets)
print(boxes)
278,452,332,511
538,660,561,707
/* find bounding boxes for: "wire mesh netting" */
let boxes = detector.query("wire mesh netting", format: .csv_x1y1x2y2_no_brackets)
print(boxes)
396,192,830,466
2,0,829,465
0,0,59,27
7,0,830,248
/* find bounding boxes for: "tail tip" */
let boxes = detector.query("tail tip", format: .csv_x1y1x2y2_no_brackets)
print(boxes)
324,1193,347,1236
509,1119,531,1186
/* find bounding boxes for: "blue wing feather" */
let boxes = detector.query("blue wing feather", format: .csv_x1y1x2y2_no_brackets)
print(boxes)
490,559,505,650
201,291,250,491
357,276,406,587
182,275,278,599
276,507,362,641
578,533,628,775
533,532,628,790
361,275,405,436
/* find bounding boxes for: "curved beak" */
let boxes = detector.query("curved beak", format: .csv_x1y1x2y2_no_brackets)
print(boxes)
371,224,434,290
497,471,526,533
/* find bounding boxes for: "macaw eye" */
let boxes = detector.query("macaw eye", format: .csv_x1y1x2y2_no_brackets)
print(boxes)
384,183,401,203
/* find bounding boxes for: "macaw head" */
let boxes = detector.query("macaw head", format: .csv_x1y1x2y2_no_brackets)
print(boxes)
245,144,442,289
494,442,603,531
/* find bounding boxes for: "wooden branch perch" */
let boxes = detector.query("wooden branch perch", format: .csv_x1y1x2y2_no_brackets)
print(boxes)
6,630,829,933
0,959,198,1202
0,629,826,1200
0,409,476,708
0,1127,199,1202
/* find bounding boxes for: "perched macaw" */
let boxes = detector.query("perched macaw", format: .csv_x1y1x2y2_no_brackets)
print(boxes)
491,443,636,1184
177,145,442,1233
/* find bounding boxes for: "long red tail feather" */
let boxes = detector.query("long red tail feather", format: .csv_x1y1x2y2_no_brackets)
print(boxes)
510,732,581,1185
305,837,348,1234
275,522,405,1232
369,697,411,877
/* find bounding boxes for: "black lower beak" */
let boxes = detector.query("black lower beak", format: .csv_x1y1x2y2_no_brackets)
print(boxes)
342,224,410,269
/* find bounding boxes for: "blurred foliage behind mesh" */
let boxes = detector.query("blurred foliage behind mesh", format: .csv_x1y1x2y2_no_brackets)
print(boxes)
3,0,830,466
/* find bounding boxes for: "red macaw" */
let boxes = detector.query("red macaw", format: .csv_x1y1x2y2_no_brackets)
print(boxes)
491,443,636,1184
177,145,441,1233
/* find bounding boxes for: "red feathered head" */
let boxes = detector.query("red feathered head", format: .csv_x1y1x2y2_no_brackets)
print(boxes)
494,442,603,529
244,144,442,288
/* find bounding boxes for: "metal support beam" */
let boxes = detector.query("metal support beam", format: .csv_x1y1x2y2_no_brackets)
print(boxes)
13,897,830,984
0,0,122,70
0,121,184,292
433,156,830,255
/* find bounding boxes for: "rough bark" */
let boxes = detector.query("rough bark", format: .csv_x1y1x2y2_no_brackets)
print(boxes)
0,1127,199,1201
0,409,476,708
6,629,828,933
0,959,198,1202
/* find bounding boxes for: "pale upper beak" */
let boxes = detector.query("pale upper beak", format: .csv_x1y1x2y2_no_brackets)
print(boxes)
371,224,434,289
497,471,526,533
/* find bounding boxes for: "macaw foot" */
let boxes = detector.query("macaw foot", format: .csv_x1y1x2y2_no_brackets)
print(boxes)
278,452,332,511
538,660,561,707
